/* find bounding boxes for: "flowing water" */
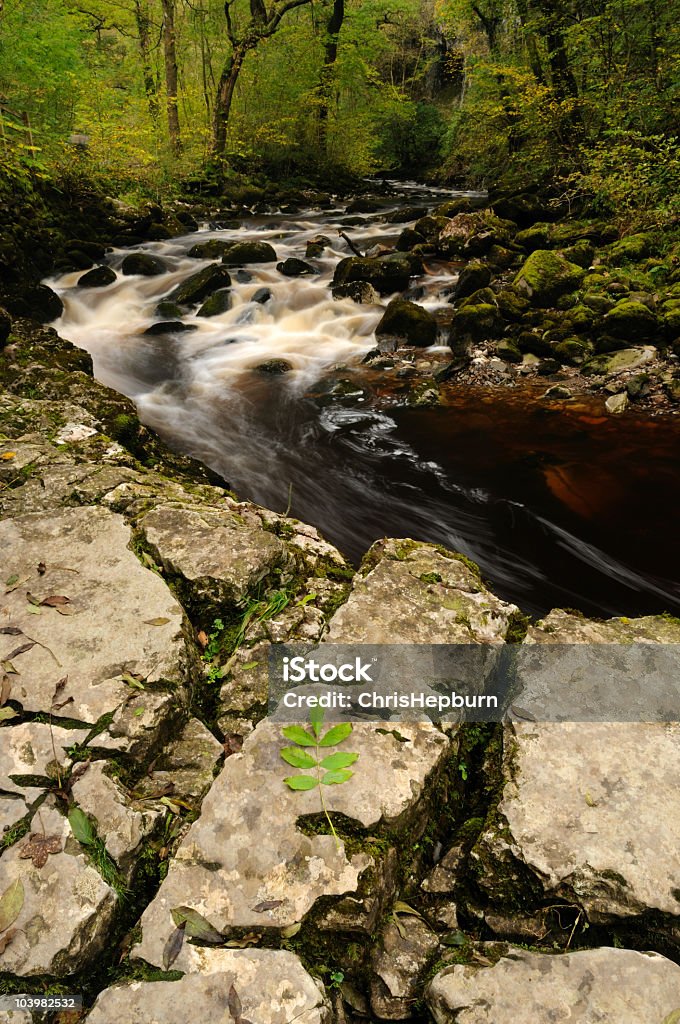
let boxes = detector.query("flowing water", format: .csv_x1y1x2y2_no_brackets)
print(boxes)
49,183,680,618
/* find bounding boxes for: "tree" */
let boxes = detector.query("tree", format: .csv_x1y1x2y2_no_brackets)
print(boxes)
317,0,345,152
132,0,160,129
161,0,181,154
211,0,313,159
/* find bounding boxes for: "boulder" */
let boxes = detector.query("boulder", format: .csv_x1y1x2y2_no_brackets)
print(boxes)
605,391,628,414
167,264,232,306
221,241,277,266
396,227,426,251
601,299,658,343
513,250,585,306
255,358,294,374
495,340,522,364
608,232,656,265
77,266,117,288
305,234,331,258
437,211,514,259
581,345,656,376
332,255,416,296
385,205,429,222
277,257,318,276
252,287,273,304
449,303,502,346
375,297,438,347
133,717,222,804
427,947,680,1024
187,239,236,259
144,320,197,335
453,262,491,303
121,253,167,276
332,281,380,304
197,289,232,317
553,338,592,364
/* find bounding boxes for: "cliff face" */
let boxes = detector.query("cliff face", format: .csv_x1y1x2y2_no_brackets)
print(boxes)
1,317,680,1019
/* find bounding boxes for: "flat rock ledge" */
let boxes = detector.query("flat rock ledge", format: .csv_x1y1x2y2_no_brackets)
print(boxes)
84,949,329,1023
133,720,450,969
426,946,680,1023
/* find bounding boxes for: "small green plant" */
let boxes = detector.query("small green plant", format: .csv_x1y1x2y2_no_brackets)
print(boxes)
280,708,358,845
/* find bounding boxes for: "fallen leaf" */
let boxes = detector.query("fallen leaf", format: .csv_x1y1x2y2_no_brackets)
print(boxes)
53,696,74,711
0,707,18,721
170,906,223,944
252,900,283,913
224,932,261,948
55,605,75,616
0,927,17,955
121,673,145,690
0,879,24,932
68,806,95,846
41,595,70,607
0,674,10,706
228,985,243,1020
0,627,22,635
19,832,62,868
4,576,30,593
52,676,68,702
393,901,423,918
6,641,35,660
26,604,41,615
5,575,18,588
144,617,170,626
280,922,301,938
26,592,42,606
37,562,46,575
1,661,18,674
0,452,16,461
162,924,185,970
197,630,209,648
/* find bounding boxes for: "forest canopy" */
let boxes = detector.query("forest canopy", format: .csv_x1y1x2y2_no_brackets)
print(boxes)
0,0,678,222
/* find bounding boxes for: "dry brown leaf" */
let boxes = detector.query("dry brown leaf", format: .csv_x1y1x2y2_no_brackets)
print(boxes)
252,900,284,913
197,630,209,648
37,561,46,575
0,674,10,706
144,617,170,626
19,832,63,868
41,595,71,607
0,626,22,636
0,927,17,955
6,641,35,660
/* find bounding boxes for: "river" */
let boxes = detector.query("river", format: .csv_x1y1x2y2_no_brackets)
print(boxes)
48,182,680,619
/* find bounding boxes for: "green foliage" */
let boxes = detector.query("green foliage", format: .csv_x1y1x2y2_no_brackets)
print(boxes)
281,708,358,843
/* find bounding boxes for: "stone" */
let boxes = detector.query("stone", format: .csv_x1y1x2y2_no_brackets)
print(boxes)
187,239,236,259
449,304,502,347
553,338,591,364
0,722,88,796
332,255,417,297
167,264,232,306
277,257,318,276
252,286,273,304
332,280,380,304
1,793,31,838
12,285,64,322
453,262,492,302
0,800,117,977
543,384,572,400
77,266,117,288
221,241,277,266
421,845,464,893
138,503,288,612
608,231,656,264
427,946,680,1024
327,539,519,644
144,320,197,335
70,762,159,875
370,918,439,1019
601,299,658,342
494,340,522,364
86,950,329,1024
218,641,270,724
581,345,655,376
0,507,190,746
133,720,450,967
196,288,232,317
375,298,438,347
386,206,429,222
396,227,426,251
134,717,222,803
513,250,585,306
605,391,628,414
121,253,167,276
255,359,294,374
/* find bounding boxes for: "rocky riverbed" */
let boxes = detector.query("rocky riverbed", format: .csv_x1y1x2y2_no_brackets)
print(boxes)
1,305,680,1020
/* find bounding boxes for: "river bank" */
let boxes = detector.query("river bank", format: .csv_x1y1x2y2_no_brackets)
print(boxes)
1,178,680,1022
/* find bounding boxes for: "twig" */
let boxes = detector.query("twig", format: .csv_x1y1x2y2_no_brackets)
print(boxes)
338,230,363,257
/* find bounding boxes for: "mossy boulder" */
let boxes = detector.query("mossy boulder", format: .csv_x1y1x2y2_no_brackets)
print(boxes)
608,232,656,265
459,287,497,309
277,257,317,277
495,340,523,364
601,300,658,343
255,359,293,374
450,303,502,345
496,288,530,321
517,331,553,357
435,196,488,218
582,347,655,376
332,255,416,296
437,211,515,259
453,261,492,302
168,264,232,306
197,289,232,317
515,223,552,252
513,250,585,306
221,241,277,266
121,253,167,277
396,227,426,252
413,215,449,243
553,338,592,364
384,206,428,223
78,266,117,288
561,304,595,332
187,239,235,259
375,297,438,347
561,239,595,268
582,291,616,314
333,281,380,304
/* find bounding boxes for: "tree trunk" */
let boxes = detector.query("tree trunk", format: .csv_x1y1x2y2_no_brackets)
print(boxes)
211,45,246,159
133,0,159,128
161,0,181,155
318,0,344,153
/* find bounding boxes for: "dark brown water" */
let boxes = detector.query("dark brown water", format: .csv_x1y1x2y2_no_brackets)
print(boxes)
49,183,680,618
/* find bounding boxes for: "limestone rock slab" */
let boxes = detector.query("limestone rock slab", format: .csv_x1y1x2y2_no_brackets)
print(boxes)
139,503,288,609
0,722,88,795
427,946,680,1023
85,950,329,1024
328,540,518,643
492,722,680,919
0,507,191,750
133,720,450,968
0,801,117,976
370,917,439,1019
134,716,222,803
525,608,680,644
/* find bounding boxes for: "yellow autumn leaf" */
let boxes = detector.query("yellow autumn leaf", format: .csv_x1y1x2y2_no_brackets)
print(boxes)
1,452,16,461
